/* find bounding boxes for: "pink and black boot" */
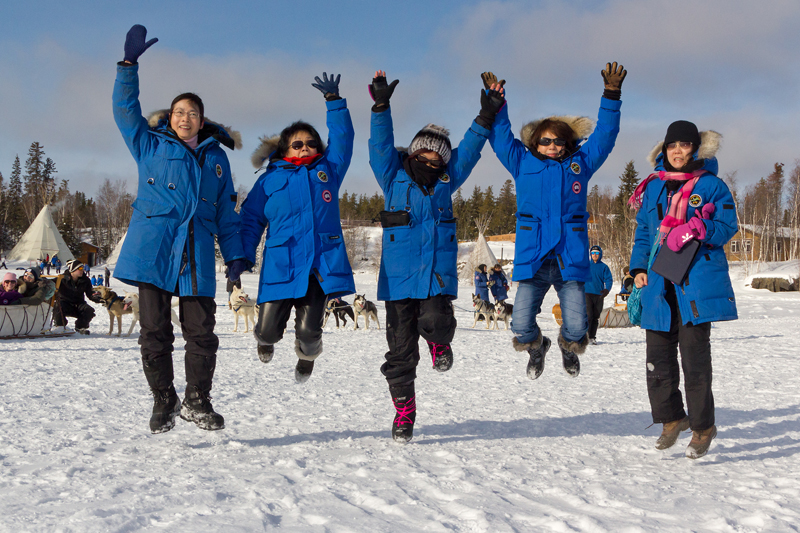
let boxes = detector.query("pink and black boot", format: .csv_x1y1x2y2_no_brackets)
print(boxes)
426,341,453,372
389,381,416,442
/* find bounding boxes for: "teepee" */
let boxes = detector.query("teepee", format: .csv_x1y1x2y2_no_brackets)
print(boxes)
105,232,127,269
8,206,74,262
461,214,502,282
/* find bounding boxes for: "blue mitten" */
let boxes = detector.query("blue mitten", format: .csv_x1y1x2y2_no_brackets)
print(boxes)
226,259,250,282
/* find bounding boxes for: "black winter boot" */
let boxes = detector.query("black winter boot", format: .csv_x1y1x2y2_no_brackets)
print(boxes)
295,359,315,383
389,382,416,443
142,357,180,434
180,386,225,430
513,334,550,380
426,341,453,372
149,385,181,434
558,334,588,378
258,344,274,363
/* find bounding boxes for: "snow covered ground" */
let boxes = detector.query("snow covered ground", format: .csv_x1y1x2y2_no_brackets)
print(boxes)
1,260,799,532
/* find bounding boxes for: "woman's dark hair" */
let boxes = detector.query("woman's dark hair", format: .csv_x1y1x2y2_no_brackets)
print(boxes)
276,121,323,159
170,92,204,121
530,119,577,154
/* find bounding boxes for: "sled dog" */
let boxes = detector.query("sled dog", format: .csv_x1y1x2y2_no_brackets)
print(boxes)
494,300,513,330
323,297,355,329
472,294,497,329
93,286,140,336
230,285,256,333
353,294,381,330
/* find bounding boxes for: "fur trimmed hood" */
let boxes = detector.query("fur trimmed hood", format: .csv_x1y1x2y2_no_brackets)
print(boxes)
147,110,242,151
250,134,328,169
646,130,722,168
520,115,595,150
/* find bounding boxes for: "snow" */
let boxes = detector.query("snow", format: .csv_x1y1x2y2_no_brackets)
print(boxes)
745,259,800,284
1,262,799,531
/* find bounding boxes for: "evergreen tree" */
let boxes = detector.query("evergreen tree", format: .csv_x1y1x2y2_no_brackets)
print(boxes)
23,141,47,222
0,171,8,253
58,213,83,257
7,156,26,243
614,160,639,215
494,179,516,235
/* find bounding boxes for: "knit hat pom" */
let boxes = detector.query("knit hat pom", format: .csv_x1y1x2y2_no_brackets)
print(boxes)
409,124,452,165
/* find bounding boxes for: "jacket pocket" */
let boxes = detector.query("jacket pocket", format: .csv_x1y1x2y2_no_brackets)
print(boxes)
382,225,412,278
379,210,411,228
563,211,590,265
262,234,293,283
435,218,458,272
132,197,176,218
515,212,541,264
318,232,353,276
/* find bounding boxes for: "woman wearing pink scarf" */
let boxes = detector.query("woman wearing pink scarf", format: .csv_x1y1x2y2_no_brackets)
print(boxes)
629,120,738,459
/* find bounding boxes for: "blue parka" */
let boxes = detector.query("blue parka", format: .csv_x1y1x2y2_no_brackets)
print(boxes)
489,270,508,301
629,154,738,331
369,107,489,301
489,97,621,283
585,246,613,295
474,270,490,301
240,99,355,304
112,64,245,297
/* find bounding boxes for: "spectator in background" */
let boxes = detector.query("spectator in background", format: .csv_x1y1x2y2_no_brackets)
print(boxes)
53,260,102,334
585,245,613,345
489,263,510,303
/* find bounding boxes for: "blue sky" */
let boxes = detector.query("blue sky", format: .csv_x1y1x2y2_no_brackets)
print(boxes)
2,0,800,202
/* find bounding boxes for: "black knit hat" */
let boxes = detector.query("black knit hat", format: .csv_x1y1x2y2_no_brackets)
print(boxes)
409,124,452,164
663,120,700,149
65,259,84,273
24,266,41,282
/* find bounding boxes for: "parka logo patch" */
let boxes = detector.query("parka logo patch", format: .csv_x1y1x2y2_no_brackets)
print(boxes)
689,194,702,207
317,171,329,182
322,190,332,203
216,164,223,178
572,181,582,194
570,162,581,174
439,173,451,183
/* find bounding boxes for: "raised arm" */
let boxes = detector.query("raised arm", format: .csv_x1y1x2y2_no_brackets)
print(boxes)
312,72,354,182
368,71,402,192
580,62,625,174
112,25,160,163
484,74,527,177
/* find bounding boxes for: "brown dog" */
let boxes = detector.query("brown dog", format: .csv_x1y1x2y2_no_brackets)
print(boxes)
93,286,138,336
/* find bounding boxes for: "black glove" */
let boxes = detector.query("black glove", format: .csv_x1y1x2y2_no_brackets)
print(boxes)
124,24,158,64
311,72,342,101
476,88,505,129
480,71,506,91
601,62,626,91
369,75,399,111
226,259,250,282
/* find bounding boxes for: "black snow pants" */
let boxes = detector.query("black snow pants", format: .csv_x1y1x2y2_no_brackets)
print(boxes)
382,295,456,385
254,276,327,360
138,283,219,393
645,282,714,431
54,300,96,329
585,292,604,340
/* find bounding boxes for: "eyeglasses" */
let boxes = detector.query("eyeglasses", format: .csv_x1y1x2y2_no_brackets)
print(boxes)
537,137,566,147
415,154,444,168
666,141,693,150
290,140,320,150
172,110,200,119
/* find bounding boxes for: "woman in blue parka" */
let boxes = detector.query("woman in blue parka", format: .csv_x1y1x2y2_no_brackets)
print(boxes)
484,63,625,381
368,70,503,442
474,264,490,302
113,25,247,434
489,263,509,302
629,120,737,459
241,72,355,384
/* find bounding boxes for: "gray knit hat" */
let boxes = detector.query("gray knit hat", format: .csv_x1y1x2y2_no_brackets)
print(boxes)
409,124,452,165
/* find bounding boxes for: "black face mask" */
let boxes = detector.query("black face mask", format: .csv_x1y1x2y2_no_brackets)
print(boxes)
404,156,444,188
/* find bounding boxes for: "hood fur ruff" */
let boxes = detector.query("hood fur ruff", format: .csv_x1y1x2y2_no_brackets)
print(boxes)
520,115,595,150
647,130,722,168
147,110,242,150
250,134,328,169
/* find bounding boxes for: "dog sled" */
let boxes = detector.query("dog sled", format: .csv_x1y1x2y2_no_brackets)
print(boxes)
1,275,76,339
552,294,633,329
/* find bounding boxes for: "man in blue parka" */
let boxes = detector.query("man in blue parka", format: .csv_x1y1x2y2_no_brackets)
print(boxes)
489,263,509,302
368,70,502,442
113,25,247,434
241,72,355,383
484,64,624,380
585,245,613,344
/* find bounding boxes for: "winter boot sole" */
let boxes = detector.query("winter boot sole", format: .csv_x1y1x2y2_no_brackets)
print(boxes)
686,426,717,459
150,398,182,434
180,405,225,431
655,417,691,450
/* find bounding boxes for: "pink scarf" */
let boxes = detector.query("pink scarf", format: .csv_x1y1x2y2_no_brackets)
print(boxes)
628,170,707,242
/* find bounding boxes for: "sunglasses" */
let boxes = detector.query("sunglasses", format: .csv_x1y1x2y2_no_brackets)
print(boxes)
590,252,600,255
666,141,693,150
415,154,444,168
290,140,320,150
537,137,566,147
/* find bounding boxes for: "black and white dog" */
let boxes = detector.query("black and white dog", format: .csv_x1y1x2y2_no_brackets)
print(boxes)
323,297,355,329
494,300,513,330
472,294,497,329
353,294,381,330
